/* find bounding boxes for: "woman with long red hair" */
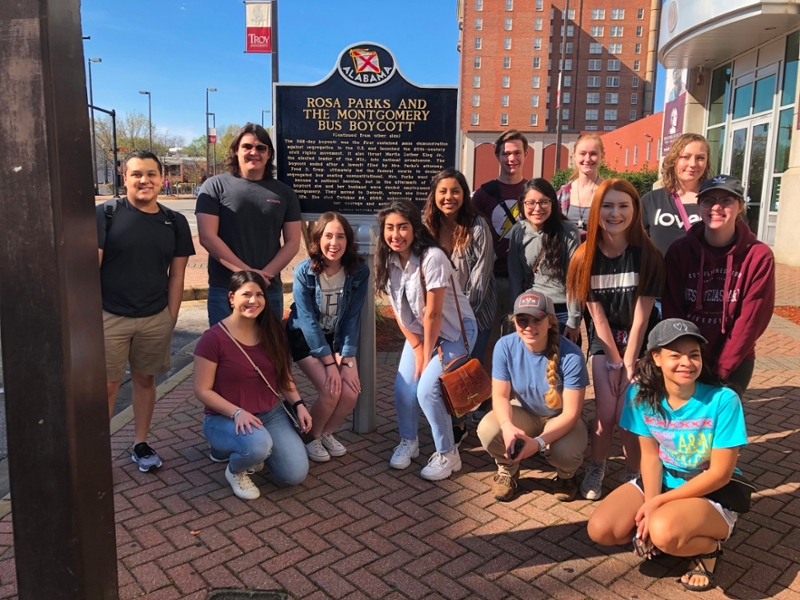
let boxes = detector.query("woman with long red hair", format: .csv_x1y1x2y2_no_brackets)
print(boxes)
566,179,664,501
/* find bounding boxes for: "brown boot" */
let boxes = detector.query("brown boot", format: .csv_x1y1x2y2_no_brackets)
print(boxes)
492,470,519,502
553,474,579,502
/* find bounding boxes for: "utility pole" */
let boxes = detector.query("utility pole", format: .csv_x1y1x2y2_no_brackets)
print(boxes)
555,0,569,172
205,87,216,177
88,57,101,195
139,91,152,151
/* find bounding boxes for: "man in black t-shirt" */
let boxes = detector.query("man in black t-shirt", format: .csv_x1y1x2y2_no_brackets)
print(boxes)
97,151,195,473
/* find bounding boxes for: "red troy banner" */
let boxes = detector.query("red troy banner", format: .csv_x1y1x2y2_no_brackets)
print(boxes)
245,2,272,53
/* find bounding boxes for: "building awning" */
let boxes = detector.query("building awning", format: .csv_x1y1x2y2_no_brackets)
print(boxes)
659,0,800,68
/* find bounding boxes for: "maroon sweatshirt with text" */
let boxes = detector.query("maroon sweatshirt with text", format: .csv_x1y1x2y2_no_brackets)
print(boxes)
662,220,775,380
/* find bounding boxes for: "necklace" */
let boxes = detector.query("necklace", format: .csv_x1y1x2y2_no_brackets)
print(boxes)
574,174,601,230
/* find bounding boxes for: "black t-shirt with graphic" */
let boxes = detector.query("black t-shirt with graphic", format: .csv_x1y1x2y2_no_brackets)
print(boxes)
641,188,701,255
471,179,527,277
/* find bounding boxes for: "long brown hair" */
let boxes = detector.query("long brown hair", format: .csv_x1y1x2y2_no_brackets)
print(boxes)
566,179,664,304
661,133,712,194
308,211,363,275
227,271,293,390
423,168,477,254
224,123,275,180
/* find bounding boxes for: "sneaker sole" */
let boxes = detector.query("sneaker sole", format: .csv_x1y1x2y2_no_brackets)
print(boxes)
225,472,260,500
420,457,462,481
389,447,419,469
209,453,230,463
322,446,347,457
306,452,331,463
131,455,163,473
579,488,603,501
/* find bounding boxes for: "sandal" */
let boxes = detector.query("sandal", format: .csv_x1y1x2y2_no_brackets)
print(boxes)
680,542,722,592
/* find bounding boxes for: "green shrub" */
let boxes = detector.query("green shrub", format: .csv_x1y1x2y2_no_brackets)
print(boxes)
549,164,659,198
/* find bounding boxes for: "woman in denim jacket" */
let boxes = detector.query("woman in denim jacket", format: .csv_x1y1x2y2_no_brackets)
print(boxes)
286,212,369,462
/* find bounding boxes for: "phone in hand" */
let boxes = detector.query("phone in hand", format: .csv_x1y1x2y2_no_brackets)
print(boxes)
509,439,524,460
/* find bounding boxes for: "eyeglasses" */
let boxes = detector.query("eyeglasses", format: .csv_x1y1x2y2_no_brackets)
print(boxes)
240,143,269,153
514,315,545,328
699,195,739,208
523,199,552,209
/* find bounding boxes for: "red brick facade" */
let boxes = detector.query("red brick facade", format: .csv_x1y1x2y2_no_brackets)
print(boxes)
600,110,663,171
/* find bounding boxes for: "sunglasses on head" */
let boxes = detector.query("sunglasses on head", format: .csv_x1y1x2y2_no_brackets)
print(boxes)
514,314,545,328
240,142,269,153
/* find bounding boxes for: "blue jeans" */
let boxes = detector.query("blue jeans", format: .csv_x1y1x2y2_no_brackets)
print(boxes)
207,285,284,326
203,402,309,485
395,318,477,453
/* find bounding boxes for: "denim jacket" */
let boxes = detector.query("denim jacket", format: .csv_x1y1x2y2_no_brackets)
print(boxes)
286,258,370,358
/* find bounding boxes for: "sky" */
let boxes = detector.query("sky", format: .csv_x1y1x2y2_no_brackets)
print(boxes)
80,0,666,146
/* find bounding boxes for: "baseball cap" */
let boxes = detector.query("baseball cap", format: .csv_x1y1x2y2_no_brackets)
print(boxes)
646,318,708,352
513,290,555,320
697,174,744,200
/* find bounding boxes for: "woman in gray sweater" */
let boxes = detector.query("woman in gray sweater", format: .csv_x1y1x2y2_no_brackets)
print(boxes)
508,178,582,343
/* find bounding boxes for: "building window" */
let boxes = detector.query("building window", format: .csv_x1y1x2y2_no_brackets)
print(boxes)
532,76,540,88
631,93,638,104
531,95,539,107
562,25,575,36
546,109,550,120
633,145,638,164
536,0,543,10
630,110,638,121
587,93,600,104
471,113,479,125
474,37,482,50
637,8,645,19
473,76,480,88
609,43,622,54
635,43,641,54
605,109,618,120
564,75,571,87
547,75,552,86
548,59,552,70
504,56,511,69
475,0,483,10
608,60,621,71
586,125,598,130
533,57,541,69
632,76,640,88
625,148,629,165
606,93,619,104
534,18,543,31
562,109,570,119
646,140,652,161
534,37,542,50
501,113,508,126
610,26,623,37
591,26,604,37
472,94,480,107
588,59,602,71
530,113,538,126
550,25,554,36
550,7,554,18
546,92,551,103
587,76,601,87
505,18,513,31
607,76,620,87
636,25,643,37
502,76,510,88
611,8,625,19
633,60,640,71
549,42,553,54
566,8,576,19
474,18,482,30
501,94,509,107
592,8,605,19
562,59,573,70
504,37,512,50
589,43,603,54
505,0,513,10
586,109,599,121
563,92,571,103
474,56,481,69
566,42,574,54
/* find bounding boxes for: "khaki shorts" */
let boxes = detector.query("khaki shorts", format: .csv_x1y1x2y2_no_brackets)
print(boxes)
103,307,175,382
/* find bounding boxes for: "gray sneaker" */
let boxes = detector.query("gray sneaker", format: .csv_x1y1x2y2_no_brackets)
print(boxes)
580,461,606,500
132,442,163,473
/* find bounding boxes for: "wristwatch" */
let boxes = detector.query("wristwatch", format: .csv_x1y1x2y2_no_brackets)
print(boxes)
343,360,355,368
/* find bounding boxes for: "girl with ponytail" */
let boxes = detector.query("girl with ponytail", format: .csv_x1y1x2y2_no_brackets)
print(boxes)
477,290,589,503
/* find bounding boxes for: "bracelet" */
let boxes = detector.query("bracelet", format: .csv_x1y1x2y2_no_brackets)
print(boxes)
231,408,242,421
498,420,511,428
292,399,306,409
606,360,624,370
534,436,547,452
412,341,422,349
323,362,336,368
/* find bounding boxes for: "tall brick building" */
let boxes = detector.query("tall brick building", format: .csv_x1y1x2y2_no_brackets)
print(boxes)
456,0,660,188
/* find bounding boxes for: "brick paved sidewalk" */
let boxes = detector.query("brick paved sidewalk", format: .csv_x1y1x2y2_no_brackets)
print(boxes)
0,276,798,599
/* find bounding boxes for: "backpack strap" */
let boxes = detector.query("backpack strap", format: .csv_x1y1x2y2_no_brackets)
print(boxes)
103,198,123,235
157,202,180,238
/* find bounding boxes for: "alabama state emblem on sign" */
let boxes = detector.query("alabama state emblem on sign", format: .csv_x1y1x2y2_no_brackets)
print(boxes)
338,42,396,87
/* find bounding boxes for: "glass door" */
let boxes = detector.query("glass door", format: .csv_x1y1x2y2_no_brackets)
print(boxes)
727,118,772,237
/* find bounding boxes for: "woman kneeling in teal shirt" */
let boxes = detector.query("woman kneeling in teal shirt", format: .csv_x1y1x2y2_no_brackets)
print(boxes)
588,318,748,593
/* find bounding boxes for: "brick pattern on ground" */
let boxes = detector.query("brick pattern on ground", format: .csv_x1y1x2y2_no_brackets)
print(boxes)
0,270,798,599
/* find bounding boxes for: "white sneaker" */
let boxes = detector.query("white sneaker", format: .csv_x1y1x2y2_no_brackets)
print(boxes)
225,465,260,500
252,462,265,473
389,437,419,469
320,432,347,457
580,461,606,500
305,438,331,462
420,448,462,481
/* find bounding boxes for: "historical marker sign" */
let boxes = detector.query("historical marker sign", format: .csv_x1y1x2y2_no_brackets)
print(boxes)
275,42,458,214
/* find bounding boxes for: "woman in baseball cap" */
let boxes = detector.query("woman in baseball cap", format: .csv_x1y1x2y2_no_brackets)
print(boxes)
588,318,748,592
662,174,775,394
476,290,589,503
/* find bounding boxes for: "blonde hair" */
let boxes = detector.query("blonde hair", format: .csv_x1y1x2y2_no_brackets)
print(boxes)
543,314,562,409
661,133,712,193
568,134,606,181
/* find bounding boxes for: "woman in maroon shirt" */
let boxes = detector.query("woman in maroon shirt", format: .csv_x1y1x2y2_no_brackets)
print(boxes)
194,271,311,500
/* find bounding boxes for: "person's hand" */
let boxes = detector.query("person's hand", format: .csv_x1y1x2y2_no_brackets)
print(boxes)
635,495,665,543
295,403,312,433
507,433,539,463
608,365,624,397
413,344,425,381
257,269,274,286
500,421,526,459
339,359,361,395
323,362,342,397
234,409,263,435
563,326,581,343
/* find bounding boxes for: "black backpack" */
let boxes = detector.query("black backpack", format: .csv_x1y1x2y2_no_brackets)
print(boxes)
103,198,179,239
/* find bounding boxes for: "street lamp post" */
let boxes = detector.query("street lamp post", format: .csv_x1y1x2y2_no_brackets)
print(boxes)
88,57,102,195
205,87,216,177
139,91,152,151
209,112,216,175
261,109,270,128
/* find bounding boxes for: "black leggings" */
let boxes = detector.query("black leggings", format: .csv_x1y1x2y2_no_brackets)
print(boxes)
723,360,755,396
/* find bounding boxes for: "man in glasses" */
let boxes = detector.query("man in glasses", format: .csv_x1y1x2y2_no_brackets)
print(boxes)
97,150,195,472
196,123,302,325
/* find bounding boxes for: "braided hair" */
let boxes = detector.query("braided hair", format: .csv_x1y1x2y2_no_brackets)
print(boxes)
543,314,563,410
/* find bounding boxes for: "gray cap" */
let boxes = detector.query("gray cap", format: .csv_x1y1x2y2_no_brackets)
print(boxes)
647,318,708,352
513,290,555,319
